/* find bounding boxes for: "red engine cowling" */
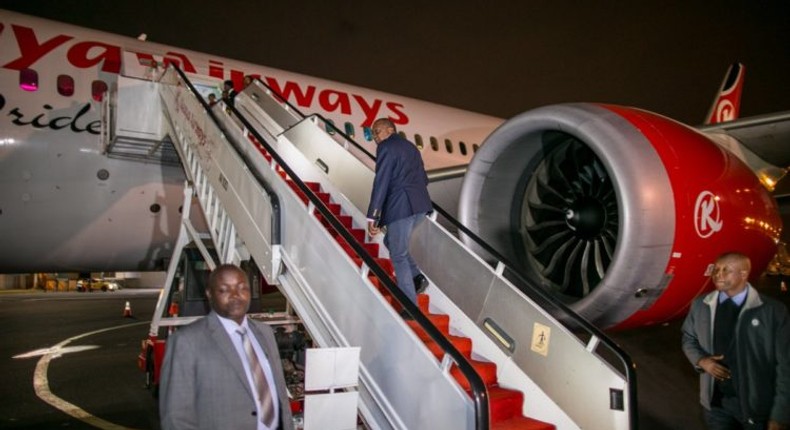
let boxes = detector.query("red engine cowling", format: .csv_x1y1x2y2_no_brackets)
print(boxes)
458,103,781,329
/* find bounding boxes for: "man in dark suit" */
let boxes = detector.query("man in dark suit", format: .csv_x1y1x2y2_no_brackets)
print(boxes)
367,118,432,307
222,79,237,107
160,264,294,430
681,252,790,430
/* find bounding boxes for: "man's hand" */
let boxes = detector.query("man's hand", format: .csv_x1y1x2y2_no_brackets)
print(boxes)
367,220,381,236
698,355,731,381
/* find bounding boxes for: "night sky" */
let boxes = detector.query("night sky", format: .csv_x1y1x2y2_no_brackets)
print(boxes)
2,1,789,125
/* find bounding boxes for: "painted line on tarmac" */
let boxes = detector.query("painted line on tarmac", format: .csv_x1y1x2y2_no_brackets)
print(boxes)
33,321,149,430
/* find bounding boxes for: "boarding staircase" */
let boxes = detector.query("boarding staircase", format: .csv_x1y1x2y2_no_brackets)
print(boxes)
110,65,637,429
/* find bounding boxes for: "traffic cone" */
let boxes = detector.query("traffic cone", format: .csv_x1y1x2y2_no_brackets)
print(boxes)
123,301,133,318
167,302,180,335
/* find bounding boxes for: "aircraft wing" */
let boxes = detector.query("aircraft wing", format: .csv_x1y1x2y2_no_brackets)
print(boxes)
699,110,790,168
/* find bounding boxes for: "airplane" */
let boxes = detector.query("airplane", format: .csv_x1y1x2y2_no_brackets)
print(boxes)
1,9,788,330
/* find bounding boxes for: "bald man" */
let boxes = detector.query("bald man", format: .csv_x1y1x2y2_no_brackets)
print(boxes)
682,252,790,430
366,118,432,307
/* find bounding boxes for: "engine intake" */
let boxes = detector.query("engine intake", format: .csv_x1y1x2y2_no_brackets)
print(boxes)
459,103,780,329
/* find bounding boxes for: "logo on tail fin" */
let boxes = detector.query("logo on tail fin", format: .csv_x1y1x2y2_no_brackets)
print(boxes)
704,62,744,125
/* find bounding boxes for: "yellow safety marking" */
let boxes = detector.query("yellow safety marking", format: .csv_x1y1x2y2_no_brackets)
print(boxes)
530,322,551,357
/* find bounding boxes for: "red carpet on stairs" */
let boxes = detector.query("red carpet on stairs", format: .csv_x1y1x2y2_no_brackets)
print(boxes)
258,151,557,429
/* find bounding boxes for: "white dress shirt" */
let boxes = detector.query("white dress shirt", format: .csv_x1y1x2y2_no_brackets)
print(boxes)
216,313,280,430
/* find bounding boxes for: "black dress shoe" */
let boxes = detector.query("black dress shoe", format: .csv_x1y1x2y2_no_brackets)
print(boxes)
413,274,429,294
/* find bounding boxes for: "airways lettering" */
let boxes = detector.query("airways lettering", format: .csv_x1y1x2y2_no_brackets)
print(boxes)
3,25,73,70
264,78,316,107
353,95,382,127
262,76,410,126
67,41,121,74
4,24,120,73
162,52,196,74
386,102,408,125
319,90,352,115
1,24,411,125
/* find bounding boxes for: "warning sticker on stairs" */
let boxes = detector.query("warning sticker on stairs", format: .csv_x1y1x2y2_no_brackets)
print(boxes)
531,322,551,356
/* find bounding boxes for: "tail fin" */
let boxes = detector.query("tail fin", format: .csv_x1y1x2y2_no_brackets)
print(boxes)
704,62,745,125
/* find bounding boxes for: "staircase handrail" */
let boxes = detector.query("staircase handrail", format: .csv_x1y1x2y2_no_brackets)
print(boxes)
250,77,636,399
186,71,491,429
250,74,637,427
165,66,282,246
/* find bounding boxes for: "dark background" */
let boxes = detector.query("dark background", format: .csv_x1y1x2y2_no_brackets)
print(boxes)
2,1,789,124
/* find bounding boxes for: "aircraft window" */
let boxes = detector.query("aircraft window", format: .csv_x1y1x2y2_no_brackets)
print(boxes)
444,139,453,154
430,137,439,151
92,80,108,102
415,134,424,150
344,122,355,138
473,143,480,153
20,68,38,92
363,127,373,141
325,119,336,135
459,141,468,156
57,75,75,97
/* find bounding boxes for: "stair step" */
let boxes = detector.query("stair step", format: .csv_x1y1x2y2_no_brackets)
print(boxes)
338,241,356,259
417,293,429,313
491,416,556,430
348,228,365,243
286,179,300,192
316,191,331,204
304,181,320,192
369,276,428,308
424,334,472,360
406,313,450,340
362,242,379,256
336,238,379,259
249,142,272,163
337,214,353,229
326,202,341,215
351,257,394,275
488,386,525,423
248,135,272,162
314,213,330,228
450,359,498,390
374,258,394,276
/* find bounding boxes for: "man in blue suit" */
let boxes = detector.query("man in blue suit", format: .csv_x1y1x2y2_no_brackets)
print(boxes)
367,118,432,308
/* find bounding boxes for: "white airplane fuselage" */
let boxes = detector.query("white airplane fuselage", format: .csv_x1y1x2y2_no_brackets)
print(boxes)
0,10,501,273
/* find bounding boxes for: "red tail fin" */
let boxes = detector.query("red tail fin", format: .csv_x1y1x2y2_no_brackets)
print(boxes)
704,62,745,124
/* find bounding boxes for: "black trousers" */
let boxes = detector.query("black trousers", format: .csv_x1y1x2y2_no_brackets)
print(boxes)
704,396,766,430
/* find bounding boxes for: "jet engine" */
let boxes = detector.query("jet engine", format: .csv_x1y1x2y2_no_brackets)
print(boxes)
458,103,781,329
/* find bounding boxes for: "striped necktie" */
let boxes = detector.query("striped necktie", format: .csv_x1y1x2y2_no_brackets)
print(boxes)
237,327,275,427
